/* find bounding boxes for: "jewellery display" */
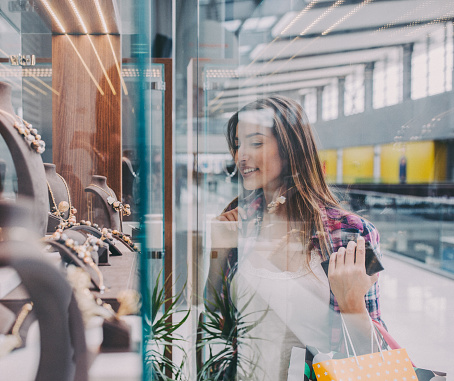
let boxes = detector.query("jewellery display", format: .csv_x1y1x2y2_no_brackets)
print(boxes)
0,109,46,154
47,175,77,224
65,265,115,325
47,232,106,293
111,229,139,252
88,183,132,216
0,302,33,358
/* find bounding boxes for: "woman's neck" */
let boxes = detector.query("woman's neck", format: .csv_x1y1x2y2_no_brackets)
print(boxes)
262,182,284,206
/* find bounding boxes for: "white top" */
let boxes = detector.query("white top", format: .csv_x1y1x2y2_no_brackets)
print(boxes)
231,241,331,381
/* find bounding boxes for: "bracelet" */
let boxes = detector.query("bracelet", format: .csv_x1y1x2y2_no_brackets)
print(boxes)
0,302,33,357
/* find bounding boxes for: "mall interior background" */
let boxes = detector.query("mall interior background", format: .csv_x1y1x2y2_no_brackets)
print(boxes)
0,0,453,379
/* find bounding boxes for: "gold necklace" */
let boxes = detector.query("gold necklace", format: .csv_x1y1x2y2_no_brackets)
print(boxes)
47,176,76,222
266,186,296,214
88,183,115,204
87,183,131,216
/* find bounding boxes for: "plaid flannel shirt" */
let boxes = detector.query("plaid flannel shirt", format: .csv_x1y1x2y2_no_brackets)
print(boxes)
223,190,383,351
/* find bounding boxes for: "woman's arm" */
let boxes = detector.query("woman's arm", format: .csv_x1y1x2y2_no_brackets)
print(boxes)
204,206,243,306
328,236,380,354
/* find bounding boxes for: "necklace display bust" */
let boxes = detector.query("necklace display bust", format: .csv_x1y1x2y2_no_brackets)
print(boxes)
0,82,47,236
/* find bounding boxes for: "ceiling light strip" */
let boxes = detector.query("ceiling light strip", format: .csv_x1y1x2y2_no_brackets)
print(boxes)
207,91,225,108
246,0,320,69
260,0,374,82
65,34,105,96
94,0,109,34
23,86,36,96
404,14,452,37
106,34,128,95
244,0,344,85
0,64,21,89
23,78,48,95
375,0,435,34
87,35,117,95
28,73,60,96
300,0,345,36
68,0,88,34
322,0,373,36
266,37,322,78
40,0,66,33
281,0,320,35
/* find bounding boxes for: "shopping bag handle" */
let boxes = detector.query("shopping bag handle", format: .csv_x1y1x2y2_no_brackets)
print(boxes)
371,319,416,367
371,319,401,349
340,314,385,365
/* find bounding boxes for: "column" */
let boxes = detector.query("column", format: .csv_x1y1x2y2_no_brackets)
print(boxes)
337,76,345,117
402,43,413,101
316,86,324,122
336,149,343,184
364,62,374,111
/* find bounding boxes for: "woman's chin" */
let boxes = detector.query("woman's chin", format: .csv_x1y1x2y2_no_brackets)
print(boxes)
242,181,260,191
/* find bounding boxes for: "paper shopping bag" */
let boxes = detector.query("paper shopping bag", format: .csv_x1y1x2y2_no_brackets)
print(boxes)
313,348,418,381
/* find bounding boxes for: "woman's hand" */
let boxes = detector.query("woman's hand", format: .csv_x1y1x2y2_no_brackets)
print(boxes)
328,236,378,314
215,207,246,231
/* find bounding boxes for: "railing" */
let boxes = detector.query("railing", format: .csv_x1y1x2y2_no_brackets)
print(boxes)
336,188,454,276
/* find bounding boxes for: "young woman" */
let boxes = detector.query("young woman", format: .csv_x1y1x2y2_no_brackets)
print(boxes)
208,96,384,380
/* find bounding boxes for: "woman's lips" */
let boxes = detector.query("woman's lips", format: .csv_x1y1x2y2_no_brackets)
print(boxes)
242,167,259,177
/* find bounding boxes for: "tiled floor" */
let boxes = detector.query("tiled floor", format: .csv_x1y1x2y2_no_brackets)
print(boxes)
379,252,454,378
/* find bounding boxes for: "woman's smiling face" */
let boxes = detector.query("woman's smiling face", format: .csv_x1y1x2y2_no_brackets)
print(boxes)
235,120,285,194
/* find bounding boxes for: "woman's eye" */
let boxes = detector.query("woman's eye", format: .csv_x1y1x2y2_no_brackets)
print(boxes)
251,141,263,147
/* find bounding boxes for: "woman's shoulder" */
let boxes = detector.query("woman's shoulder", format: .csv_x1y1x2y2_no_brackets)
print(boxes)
323,204,378,235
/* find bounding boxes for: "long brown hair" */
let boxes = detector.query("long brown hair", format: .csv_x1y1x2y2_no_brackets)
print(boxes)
227,95,339,256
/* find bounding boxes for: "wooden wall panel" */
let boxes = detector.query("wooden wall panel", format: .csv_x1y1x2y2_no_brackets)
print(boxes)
52,34,121,220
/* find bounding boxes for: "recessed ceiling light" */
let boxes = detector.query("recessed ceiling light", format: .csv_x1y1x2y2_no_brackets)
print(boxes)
243,16,277,31
239,45,251,54
223,20,241,32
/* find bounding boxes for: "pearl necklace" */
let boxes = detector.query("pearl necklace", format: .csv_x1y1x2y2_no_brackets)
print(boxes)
13,116,46,154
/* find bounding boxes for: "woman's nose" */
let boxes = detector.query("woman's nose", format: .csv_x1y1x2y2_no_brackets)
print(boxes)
237,145,249,160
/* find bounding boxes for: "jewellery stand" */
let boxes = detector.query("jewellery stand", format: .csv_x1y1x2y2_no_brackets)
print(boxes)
0,241,88,381
85,175,121,231
44,163,71,233
70,225,124,257
46,239,105,293
0,159,6,196
0,82,48,236
0,199,37,232
64,226,112,264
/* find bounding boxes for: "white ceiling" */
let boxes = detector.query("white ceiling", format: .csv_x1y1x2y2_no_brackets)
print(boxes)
203,0,454,111
250,23,440,61
272,0,454,38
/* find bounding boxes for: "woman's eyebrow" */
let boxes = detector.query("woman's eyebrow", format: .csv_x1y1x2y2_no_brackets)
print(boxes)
245,132,266,138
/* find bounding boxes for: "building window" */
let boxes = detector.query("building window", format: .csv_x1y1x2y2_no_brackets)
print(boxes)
303,90,317,124
322,79,338,121
412,23,453,99
344,67,364,116
373,48,402,109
